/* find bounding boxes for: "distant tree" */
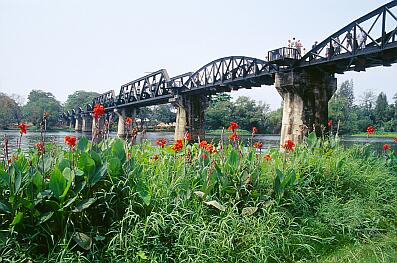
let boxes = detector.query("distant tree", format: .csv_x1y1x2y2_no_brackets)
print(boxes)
23,90,63,127
64,90,100,112
267,107,283,134
153,104,176,124
374,92,388,124
232,96,271,132
337,80,354,107
0,93,22,129
205,100,234,130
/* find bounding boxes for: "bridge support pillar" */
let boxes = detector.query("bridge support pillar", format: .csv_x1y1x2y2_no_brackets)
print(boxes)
82,116,92,132
275,70,337,145
115,108,126,138
174,95,208,141
69,119,75,130
74,118,82,132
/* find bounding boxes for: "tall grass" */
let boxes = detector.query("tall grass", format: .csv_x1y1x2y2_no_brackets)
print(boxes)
0,133,396,262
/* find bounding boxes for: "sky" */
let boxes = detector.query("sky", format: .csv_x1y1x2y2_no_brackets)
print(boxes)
0,0,396,110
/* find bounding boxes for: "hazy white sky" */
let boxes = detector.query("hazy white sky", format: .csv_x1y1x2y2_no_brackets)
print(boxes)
0,0,396,109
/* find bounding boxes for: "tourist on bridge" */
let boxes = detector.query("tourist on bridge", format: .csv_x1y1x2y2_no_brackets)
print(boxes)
309,41,318,61
296,40,302,56
346,30,353,50
333,36,341,55
358,28,367,49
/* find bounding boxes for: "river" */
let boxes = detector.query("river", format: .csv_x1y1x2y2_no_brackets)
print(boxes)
0,130,396,155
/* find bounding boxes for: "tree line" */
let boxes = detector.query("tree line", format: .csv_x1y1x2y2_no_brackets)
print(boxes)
0,81,396,134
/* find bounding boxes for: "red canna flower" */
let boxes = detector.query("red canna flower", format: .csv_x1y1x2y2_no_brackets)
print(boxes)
201,153,207,159
205,144,214,153
228,131,238,141
64,135,77,147
264,154,271,161
172,139,183,152
125,117,134,124
93,104,105,119
184,131,191,141
35,141,44,155
383,144,390,151
253,141,263,149
18,122,28,134
282,139,295,151
328,120,333,127
252,127,258,134
199,140,208,149
367,125,375,134
228,122,239,131
156,138,167,148
393,137,397,143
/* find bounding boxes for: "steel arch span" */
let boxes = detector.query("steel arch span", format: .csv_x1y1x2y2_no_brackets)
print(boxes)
298,0,397,72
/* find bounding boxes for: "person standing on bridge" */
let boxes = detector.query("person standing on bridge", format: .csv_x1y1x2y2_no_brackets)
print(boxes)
309,41,318,61
346,31,353,51
358,28,367,49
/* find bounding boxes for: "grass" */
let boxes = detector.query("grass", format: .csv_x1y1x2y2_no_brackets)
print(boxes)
1,132,397,262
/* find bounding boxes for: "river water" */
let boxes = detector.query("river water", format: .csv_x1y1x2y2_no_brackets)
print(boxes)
0,130,396,155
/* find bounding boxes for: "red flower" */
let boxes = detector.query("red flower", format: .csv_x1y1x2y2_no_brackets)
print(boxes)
383,144,390,151
264,154,271,161
199,140,208,149
205,144,214,153
93,104,105,119
201,153,207,159
18,122,28,134
125,117,134,124
227,122,239,131
253,141,263,149
393,137,397,143
172,139,183,152
156,138,167,148
64,135,77,147
367,125,375,134
184,131,191,141
228,131,238,141
35,141,44,155
252,127,258,134
328,120,333,127
282,139,295,151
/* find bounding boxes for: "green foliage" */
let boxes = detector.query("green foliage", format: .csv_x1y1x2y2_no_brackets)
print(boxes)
63,90,100,112
22,90,62,127
0,93,22,129
1,133,397,262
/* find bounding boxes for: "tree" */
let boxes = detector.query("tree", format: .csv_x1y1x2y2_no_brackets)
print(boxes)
0,93,22,129
23,90,63,127
153,104,176,124
64,90,100,112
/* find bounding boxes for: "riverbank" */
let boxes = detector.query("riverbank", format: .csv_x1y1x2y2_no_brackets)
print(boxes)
1,133,396,262
351,132,397,138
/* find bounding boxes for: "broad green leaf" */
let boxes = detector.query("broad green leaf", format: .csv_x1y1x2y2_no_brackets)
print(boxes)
72,232,92,250
108,158,122,177
63,195,78,209
204,200,225,211
60,168,75,202
241,206,258,216
78,153,96,177
89,163,107,186
77,137,89,152
72,198,96,212
0,200,11,214
49,168,66,200
58,158,70,172
38,212,54,225
14,171,22,194
111,139,126,162
11,212,24,226
32,172,43,191
136,182,151,206
0,170,10,188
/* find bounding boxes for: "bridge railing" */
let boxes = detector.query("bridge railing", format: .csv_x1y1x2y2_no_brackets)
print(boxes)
268,47,301,64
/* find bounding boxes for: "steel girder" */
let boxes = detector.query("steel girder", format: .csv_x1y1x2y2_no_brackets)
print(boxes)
298,0,397,72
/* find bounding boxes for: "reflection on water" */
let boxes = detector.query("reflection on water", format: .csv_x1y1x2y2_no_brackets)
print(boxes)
0,130,396,156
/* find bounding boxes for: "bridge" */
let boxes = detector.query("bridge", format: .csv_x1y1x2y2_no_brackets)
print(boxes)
61,1,397,144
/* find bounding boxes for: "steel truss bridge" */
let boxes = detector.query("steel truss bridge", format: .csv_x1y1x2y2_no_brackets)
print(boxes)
62,1,397,121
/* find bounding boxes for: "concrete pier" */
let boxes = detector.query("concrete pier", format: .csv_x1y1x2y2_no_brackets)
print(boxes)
275,70,337,145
